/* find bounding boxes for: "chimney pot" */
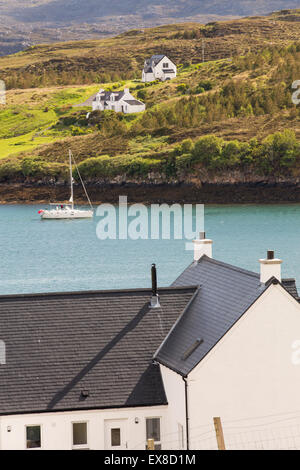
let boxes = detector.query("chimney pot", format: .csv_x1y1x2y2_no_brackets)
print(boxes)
193,232,213,261
259,250,282,283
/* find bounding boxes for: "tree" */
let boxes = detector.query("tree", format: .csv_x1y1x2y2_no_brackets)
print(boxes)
192,135,223,167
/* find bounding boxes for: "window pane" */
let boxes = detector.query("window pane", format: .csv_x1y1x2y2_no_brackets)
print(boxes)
73,422,87,446
111,428,121,446
146,418,160,441
26,426,41,448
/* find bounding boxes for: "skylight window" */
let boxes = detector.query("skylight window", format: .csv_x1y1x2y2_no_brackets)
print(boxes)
181,338,203,361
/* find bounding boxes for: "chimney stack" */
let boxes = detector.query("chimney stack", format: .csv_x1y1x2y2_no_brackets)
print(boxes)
193,232,213,261
150,264,160,308
259,250,282,283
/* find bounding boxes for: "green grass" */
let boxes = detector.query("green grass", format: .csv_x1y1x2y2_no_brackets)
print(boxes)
0,84,106,159
0,132,60,159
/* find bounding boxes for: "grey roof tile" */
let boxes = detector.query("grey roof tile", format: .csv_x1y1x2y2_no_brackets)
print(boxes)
0,287,196,415
124,99,144,106
282,278,299,299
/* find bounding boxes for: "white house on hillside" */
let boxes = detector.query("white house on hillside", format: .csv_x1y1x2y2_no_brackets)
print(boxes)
92,88,145,114
1,236,300,450
142,55,177,82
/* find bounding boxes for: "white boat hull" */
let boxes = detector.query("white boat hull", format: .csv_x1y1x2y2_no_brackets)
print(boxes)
41,208,93,219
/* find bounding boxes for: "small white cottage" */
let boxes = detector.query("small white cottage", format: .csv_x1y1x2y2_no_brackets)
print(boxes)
142,55,177,82
92,88,145,114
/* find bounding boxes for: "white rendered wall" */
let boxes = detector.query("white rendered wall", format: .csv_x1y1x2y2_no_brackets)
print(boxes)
187,284,300,450
0,405,168,450
160,364,186,449
153,58,177,80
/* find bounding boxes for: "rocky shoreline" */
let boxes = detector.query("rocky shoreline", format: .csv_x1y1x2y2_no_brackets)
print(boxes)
1,181,300,204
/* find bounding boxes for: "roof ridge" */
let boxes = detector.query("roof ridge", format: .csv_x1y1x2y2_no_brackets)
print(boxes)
0,285,199,301
199,255,260,279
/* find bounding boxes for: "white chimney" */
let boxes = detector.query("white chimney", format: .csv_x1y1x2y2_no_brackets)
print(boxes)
124,87,130,94
259,250,282,283
193,232,213,261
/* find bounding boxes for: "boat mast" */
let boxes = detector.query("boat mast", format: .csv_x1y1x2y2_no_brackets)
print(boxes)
69,149,74,210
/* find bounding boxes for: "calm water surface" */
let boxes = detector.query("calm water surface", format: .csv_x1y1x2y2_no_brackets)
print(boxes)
1,204,300,295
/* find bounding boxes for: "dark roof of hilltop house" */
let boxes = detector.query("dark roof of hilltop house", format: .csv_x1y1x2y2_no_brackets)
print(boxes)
144,55,166,71
154,255,299,377
92,91,125,103
0,286,197,415
150,55,165,65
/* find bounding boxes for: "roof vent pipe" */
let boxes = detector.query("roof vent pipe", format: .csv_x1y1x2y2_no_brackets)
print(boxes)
150,264,160,308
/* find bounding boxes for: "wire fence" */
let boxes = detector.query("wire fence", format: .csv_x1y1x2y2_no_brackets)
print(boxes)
133,411,300,450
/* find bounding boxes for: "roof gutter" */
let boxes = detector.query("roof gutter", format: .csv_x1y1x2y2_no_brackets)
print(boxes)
183,377,189,450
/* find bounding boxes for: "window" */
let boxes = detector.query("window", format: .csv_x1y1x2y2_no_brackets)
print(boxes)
146,418,161,450
26,425,41,449
111,428,121,446
72,422,88,448
163,63,169,68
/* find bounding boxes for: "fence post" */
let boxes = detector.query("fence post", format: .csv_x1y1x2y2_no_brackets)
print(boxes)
213,417,226,450
147,438,155,450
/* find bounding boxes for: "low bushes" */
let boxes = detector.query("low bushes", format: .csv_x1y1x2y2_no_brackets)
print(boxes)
0,130,298,183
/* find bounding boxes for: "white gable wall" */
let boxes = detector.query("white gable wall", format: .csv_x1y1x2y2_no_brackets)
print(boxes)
153,57,177,81
0,405,169,450
186,284,300,449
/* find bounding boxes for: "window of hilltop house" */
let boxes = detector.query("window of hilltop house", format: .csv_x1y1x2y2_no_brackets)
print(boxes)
146,417,161,450
163,63,169,68
72,422,88,449
26,425,41,449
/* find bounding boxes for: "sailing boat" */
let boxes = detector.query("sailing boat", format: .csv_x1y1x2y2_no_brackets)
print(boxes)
38,150,94,220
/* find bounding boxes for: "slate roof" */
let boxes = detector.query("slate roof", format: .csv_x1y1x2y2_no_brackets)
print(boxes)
143,54,166,72
282,278,299,299
0,286,197,415
93,91,125,103
124,99,144,106
150,54,165,65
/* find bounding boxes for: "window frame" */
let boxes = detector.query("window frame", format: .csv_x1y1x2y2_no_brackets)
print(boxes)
145,416,162,450
25,424,42,450
110,426,122,447
71,421,89,450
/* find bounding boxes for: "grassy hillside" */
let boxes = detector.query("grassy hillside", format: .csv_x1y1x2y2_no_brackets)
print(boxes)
0,12,300,187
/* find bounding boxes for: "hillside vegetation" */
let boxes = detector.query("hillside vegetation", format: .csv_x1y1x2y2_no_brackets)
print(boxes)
0,12,300,190
1,11,300,88
0,3,298,57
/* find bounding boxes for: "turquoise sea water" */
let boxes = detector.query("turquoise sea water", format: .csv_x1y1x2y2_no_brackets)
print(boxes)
1,204,300,295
